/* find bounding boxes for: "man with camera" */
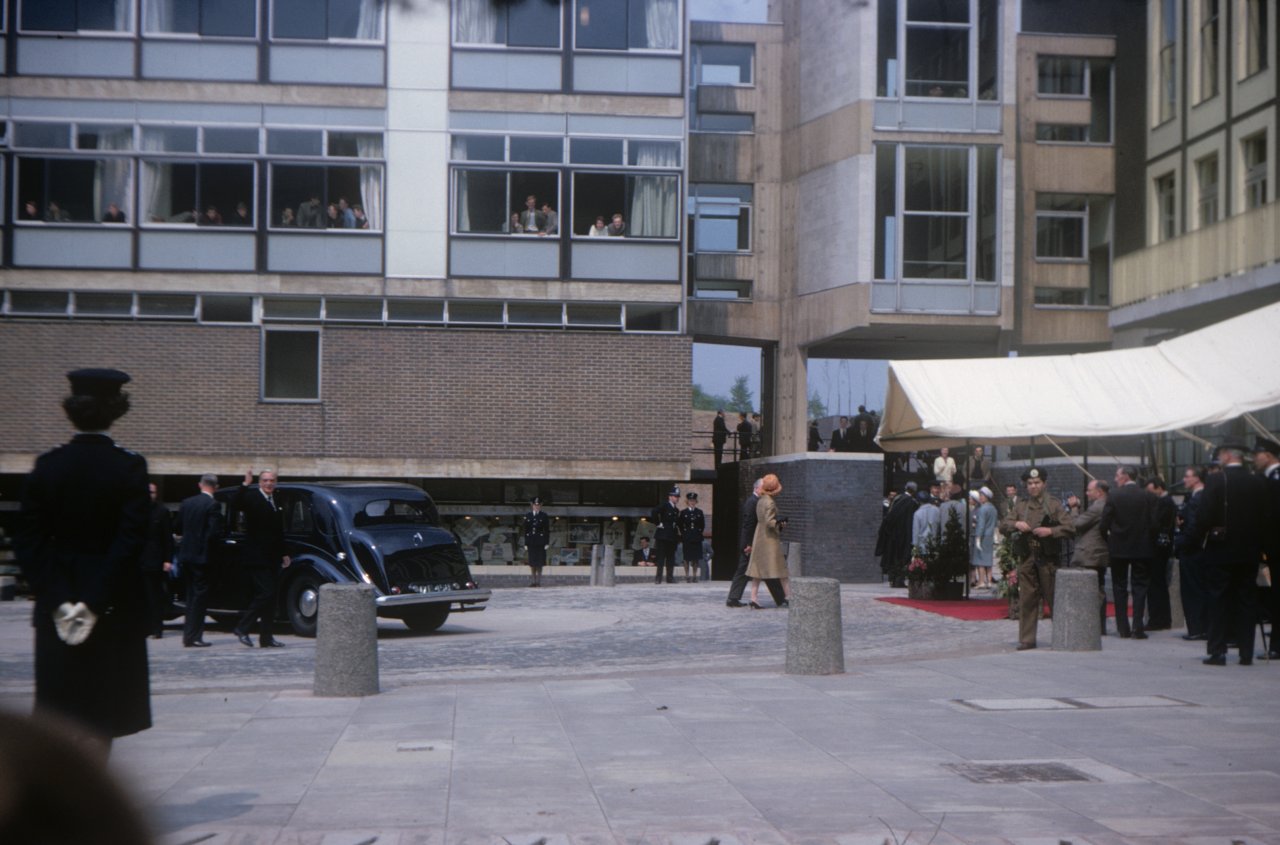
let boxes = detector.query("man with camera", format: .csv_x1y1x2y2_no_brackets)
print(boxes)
999,468,1074,651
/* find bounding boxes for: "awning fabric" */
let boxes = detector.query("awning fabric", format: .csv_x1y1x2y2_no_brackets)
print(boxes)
876,301,1280,451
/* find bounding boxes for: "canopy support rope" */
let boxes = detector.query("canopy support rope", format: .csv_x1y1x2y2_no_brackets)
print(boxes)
1042,435,1096,482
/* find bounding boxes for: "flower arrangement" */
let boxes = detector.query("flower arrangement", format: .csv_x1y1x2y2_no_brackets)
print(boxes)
994,532,1018,601
906,546,929,584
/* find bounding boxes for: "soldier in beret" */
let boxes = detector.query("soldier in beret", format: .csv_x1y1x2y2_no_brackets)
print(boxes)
523,496,550,588
15,369,153,748
998,467,1074,650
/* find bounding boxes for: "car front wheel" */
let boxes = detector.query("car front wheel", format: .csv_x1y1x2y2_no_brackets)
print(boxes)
285,573,324,637
401,605,450,633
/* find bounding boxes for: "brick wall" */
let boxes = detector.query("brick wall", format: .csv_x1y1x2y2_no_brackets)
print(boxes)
0,322,692,468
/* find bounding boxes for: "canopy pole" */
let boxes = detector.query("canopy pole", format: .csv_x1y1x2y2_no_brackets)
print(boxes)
1175,428,1215,451
1244,413,1279,443
1042,435,1096,483
1083,437,1090,501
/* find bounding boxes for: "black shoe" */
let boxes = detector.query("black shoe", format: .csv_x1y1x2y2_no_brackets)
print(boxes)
1132,631,1148,640
666,579,675,583
183,640,211,648
1203,654,1226,666
1118,631,1132,639
1146,625,1170,631
726,600,746,608
1182,633,1208,641
749,601,763,609
236,633,254,648
1239,656,1253,666
1016,643,1036,651
260,640,285,648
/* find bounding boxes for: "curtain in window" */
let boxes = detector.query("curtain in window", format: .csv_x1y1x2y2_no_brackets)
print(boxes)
145,0,173,31
356,135,384,229
456,0,501,43
140,132,176,223
643,0,678,49
357,0,385,40
115,0,132,30
92,129,133,223
629,141,678,237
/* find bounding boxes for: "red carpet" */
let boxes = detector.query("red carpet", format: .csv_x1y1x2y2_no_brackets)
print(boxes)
877,596,1119,621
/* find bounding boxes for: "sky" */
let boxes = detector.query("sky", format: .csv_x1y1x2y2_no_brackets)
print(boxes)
692,343,890,416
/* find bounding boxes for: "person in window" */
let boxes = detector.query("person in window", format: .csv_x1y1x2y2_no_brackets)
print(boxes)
227,202,251,228
198,206,222,226
351,205,369,230
297,195,324,229
279,207,296,227
101,203,126,224
519,195,543,234
21,200,40,221
606,212,626,237
324,203,341,228
505,213,524,235
539,202,558,236
337,198,356,229
45,201,71,223
588,215,608,237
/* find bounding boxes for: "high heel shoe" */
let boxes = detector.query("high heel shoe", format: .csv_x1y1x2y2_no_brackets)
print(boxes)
749,601,763,609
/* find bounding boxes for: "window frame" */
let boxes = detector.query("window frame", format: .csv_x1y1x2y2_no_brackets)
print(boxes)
1035,56,1087,98
1195,154,1219,228
451,0,564,50
877,0,999,102
1243,133,1268,210
141,0,261,40
1034,196,1088,262
1156,0,1178,125
268,0,387,44
15,154,137,226
260,326,322,403
1241,0,1268,79
265,126,386,232
691,41,754,87
569,169,681,241
138,158,260,229
450,166,563,237
18,0,135,35
1196,0,1220,103
1154,172,1178,242
687,182,752,254
570,0,684,55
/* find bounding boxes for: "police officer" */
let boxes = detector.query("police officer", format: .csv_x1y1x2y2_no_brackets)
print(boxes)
523,496,550,588
679,491,706,582
15,368,152,747
651,486,681,584
998,467,1075,651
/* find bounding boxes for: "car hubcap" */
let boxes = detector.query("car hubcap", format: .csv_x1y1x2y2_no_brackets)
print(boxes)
299,586,319,619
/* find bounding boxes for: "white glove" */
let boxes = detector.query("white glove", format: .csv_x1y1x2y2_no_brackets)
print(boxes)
53,601,97,645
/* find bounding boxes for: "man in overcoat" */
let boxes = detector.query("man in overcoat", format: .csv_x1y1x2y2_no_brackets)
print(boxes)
231,469,290,648
651,487,681,584
876,481,919,587
141,482,174,639
1100,465,1156,639
177,473,223,647
726,478,785,606
1071,479,1111,633
15,368,152,745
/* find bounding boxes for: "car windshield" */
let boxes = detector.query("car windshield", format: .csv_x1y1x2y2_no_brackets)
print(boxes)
352,497,435,527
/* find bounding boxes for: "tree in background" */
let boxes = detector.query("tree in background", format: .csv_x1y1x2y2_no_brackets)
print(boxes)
728,375,754,413
808,390,827,419
692,384,729,411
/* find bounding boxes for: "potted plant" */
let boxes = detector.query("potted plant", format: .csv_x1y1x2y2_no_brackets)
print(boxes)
930,509,969,600
994,532,1019,618
906,544,932,599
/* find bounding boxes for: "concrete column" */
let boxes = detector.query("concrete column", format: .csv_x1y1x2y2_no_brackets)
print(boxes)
785,576,844,675
600,546,617,586
314,583,380,697
1168,558,1185,629
786,541,802,577
1051,568,1103,652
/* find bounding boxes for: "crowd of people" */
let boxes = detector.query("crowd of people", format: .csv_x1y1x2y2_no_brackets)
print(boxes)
502,194,629,238
710,409,764,466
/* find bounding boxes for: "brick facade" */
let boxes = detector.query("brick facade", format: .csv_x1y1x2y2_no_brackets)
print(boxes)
0,322,691,475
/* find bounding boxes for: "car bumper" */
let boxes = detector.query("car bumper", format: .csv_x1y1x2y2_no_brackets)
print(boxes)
374,588,491,610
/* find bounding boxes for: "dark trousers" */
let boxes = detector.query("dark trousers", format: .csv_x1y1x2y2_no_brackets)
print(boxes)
1178,553,1208,637
727,553,785,605
183,564,210,645
1146,551,1172,628
236,566,280,643
1109,557,1150,636
1090,566,1108,632
142,571,169,637
713,443,724,467
654,538,678,583
1205,562,1257,659
1263,582,1279,654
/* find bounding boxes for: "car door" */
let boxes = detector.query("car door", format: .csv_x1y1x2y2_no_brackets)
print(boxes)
205,491,255,612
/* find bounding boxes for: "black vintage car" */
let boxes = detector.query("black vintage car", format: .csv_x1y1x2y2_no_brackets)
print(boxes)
180,482,489,636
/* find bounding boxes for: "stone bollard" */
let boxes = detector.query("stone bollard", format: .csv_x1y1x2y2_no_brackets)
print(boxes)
1167,558,1185,629
588,545,600,586
786,542,802,577
314,583,379,697
600,546,617,586
785,577,844,675
1051,568,1102,651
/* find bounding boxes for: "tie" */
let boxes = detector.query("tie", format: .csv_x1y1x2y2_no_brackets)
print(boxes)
267,495,275,509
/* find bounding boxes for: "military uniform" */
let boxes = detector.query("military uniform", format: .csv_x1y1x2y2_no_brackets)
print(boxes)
651,490,681,584
998,470,1074,649
524,506,550,565
678,495,706,582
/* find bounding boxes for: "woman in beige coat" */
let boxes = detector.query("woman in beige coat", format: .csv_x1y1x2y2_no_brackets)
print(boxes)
747,474,790,608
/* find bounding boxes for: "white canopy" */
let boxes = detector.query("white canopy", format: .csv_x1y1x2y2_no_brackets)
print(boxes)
876,301,1280,451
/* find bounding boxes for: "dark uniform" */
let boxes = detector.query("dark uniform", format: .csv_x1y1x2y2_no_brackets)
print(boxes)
15,369,152,739
232,483,287,646
998,468,1074,649
1173,487,1207,639
651,489,681,584
141,495,175,638
712,412,729,467
523,498,550,587
679,493,706,582
178,484,223,646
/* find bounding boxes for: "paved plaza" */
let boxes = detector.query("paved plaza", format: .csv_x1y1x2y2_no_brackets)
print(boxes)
1,582,1277,845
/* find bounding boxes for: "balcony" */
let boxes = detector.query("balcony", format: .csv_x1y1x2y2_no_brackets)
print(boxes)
1112,201,1280,312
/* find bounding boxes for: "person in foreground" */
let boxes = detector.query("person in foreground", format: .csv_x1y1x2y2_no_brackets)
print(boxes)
999,467,1074,651
746,473,790,608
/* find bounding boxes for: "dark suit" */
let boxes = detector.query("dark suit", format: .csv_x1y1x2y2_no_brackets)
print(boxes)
177,491,223,645
651,499,681,583
1261,465,1280,655
232,485,287,644
1146,493,1178,629
523,510,550,568
1198,464,1270,660
1101,482,1157,637
632,545,655,566
829,427,854,452
15,433,152,739
736,420,752,460
141,499,175,637
1174,488,1207,637
726,492,785,604
712,415,729,467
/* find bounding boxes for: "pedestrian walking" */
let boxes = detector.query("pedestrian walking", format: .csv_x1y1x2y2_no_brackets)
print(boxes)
231,468,290,648
726,478,785,607
746,474,791,608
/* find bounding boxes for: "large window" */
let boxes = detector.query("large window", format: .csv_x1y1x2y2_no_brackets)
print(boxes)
263,329,320,401
1035,57,1111,144
454,0,561,47
1244,0,1268,77
1195,154,1218,228
268,130,384,229
453,169,560,234
693,42,753,85
1157,0,1177,123
877,0,998,100
144,0,257,37
141,162,255,226
1244,133,1267,210
875,143,998,281
574,0,680,51
1197,0,1219,102
17,157,133,224
272,0,384,41
1154,172,1177,242
20,0,132,32
572,172,678,238
688,184,751,252
1034,192,1111,297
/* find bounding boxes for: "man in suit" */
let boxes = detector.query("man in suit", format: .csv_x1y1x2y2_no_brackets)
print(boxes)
1253,439,1280,659
1071,479,1110,633
15,368,152,745
712,410,729,467
1100,465,1156,639
679,491,706,582
736,413,753,461
1145,476,1178,630
1174,465,1209,641
966,445,992,490
651,487,681,584
232,468,290,648
141,483,174,639
876,481,918,587
999,467,1074,650
523,496,550,588
632,537,655,566
829,416,853,452
177,473,223,647
1199,443,1270,665
726,478,785,607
